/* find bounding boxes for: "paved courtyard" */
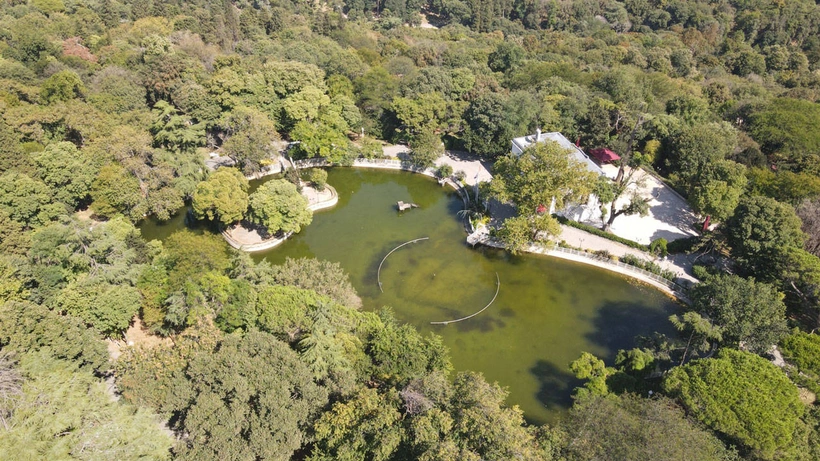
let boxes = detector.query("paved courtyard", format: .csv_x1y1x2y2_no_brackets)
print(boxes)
434,150,493,185
382,145,493,186
585,165,700,245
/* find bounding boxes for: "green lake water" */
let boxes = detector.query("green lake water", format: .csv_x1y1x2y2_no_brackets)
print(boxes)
140,168,680,424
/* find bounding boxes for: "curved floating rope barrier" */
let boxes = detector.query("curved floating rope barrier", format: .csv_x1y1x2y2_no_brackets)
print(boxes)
377,237,429,293
431,272,500,325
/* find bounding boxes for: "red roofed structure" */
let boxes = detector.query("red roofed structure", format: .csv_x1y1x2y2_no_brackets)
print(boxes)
589,148,621,164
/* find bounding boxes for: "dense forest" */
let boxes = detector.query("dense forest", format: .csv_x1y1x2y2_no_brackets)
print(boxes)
1,0,820,459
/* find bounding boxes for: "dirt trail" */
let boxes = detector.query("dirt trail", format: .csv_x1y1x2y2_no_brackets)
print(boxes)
106,316,171,361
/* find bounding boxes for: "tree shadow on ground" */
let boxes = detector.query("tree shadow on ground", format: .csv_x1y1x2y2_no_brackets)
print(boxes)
529,359,581,424
585,300,677,362
646,191,699,238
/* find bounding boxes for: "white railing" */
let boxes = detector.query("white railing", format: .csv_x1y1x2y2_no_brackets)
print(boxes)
293,156,431,172
293,158,331,168
470,235,689,300
547,245,687,293
354,157,404,166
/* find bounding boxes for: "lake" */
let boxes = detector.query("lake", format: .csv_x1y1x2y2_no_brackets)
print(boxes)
140,167,679,424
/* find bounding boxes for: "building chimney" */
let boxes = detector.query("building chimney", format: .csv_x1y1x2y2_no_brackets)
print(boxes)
535,127,541,142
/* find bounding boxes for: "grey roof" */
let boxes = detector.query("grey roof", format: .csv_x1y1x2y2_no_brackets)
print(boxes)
511,132,604,176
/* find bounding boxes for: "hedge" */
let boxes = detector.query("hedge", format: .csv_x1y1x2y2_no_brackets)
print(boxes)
552,215,649,251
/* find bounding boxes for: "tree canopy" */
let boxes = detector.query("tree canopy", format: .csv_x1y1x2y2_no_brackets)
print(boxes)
725,195,806,277
173,331,328,461
490,140,598,217
688,273,788,354
2,0,820,459
664,349,804,460
0,352,172,460
561,393,734,461
248,179,312,235
192,168,249,226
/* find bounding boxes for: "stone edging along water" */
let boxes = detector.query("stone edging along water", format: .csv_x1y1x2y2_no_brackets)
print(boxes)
222,229,293,252
222,184,338,252
468,229,690,303
305,184,339,212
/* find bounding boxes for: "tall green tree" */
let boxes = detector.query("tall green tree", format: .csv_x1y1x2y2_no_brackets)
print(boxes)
149,101,206,153
32,141,96,209
664,349,804,460
725,195,806,277
408,129,444,169
774,247,820,328
0,172,65,229
391,92,449,137
173,331,327,461
594,175,650,232
688,273,788,354
269,257,362,309
0,353,172,460
669,311,724,365
490,140,598,217
462,92,521,160
365,310,451,385
446,371,543,460
561,394,734,461
192,168,249,226
749,98,820,173
662,122,737,193
164,230,232,293
290,120,354,165
797,198,820,257
689,159,747,222
40,70,85,105
248,179,312,235
55,280,141,338
220,106,280,175
496,214,561,254
90,164,145,220
0,301,109,374
746,168,820,206
309,387,403,461
0,120,28,174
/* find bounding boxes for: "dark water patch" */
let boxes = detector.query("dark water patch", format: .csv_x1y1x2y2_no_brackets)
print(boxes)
498,307,516,318
529,359,580,425
586,298,679,363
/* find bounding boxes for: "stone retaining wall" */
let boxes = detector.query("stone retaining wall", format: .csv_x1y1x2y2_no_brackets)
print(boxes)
468,232,689,302
222,229,293,252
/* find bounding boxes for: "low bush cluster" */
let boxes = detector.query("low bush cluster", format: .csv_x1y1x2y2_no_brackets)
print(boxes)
553,214,649,251
620,254,678,281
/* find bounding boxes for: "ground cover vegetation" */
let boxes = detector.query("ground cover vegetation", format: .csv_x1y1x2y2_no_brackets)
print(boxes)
1,0,820,459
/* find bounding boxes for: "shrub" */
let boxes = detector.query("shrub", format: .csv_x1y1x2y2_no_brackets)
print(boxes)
619,254,678,281
649,238,668,257
620,254,645,267
552,215,648,251
593,249,612,260
667,236,700,254
305,168,328,191
436,164,453,179
780,331,820,379
358,136,383,159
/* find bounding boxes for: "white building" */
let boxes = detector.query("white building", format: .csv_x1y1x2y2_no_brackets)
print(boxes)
510,130,609,223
